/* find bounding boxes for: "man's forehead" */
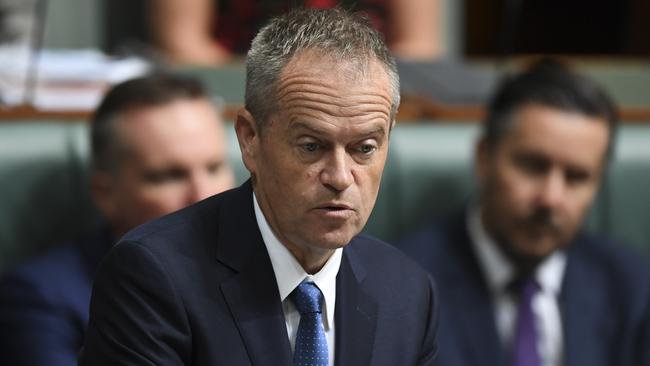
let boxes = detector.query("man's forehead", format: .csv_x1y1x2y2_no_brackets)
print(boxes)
502,104,610,165
113,100,222,153
281,49,388,83
277,55,392,103
493,104,606,144
510,104,610,136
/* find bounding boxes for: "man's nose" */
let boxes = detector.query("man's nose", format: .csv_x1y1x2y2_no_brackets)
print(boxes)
320,148,354,192
187,174,216,203
537,169,566,210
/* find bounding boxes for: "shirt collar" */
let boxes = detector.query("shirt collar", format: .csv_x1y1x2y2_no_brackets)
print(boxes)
253,193,342,330
467,205,566,296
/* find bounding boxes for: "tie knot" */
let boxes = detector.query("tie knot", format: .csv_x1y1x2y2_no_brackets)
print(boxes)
290,282,323,315
508,276,539,300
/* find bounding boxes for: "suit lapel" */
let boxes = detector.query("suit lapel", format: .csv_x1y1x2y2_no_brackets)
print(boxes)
450,215,504,366
451,279,503,366
334,243,378,366
220,259,293,366
216,181,293,366
561,238,609,366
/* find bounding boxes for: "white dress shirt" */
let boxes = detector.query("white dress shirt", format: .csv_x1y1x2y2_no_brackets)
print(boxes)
254,194,341,366
468,206,566,366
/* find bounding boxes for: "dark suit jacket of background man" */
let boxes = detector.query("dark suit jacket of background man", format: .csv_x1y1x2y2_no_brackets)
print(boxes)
399,212,650,366
80,181,438,365
0,229,112,366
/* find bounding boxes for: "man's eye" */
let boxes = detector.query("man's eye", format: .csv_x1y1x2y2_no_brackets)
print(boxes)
566,169,590,185
206,162,223,174
301,142,319,152
515,155,548,175
353,142,378,158
358,144,376,155
143,169,185,183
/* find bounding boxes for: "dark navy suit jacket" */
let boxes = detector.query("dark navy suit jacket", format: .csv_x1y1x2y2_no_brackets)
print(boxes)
399,213,650,366
80,181,438,365
0,229,112,366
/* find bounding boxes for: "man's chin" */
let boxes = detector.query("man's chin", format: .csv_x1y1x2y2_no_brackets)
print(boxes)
510,238,561,266
314,228,359,249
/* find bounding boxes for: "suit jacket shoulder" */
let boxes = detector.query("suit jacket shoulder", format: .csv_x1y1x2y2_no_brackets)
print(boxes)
562,233,650,366
81,182,285,365
0,229,111,366
398,214,502,366
338,234,439,366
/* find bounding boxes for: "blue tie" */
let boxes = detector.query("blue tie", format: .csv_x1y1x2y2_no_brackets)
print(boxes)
290,282,329,366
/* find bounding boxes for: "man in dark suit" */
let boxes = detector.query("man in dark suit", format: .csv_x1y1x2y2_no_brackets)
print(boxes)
400,60,650,366
80,8,438,366
0,73,234,366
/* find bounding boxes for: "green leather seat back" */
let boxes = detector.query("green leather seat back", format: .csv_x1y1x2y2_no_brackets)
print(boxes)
0,122,97,269
596,126,650,252
366,123,479,241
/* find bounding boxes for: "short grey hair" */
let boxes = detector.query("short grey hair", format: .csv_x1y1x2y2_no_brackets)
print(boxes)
245,7,400,130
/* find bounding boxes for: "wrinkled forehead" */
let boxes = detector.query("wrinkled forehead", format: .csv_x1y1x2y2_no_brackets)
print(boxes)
274,53,393,120
282,49,390,84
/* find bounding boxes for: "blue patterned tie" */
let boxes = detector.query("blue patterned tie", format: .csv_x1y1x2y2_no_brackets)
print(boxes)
290,282,328,366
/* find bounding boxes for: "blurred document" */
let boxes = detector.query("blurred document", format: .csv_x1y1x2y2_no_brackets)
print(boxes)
0,48,150,110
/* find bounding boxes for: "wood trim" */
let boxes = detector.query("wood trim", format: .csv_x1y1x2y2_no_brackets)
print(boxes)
2,102,649,124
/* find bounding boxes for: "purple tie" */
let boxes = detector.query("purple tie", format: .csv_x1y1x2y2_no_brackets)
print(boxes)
511,277,540,366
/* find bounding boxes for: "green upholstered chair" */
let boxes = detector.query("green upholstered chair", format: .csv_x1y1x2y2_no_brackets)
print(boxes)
0,122,97,270
366,123,479,241
595,126,650,252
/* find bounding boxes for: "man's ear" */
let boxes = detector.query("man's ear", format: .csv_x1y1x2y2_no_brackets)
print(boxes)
235,108,260,175
90,171,115,220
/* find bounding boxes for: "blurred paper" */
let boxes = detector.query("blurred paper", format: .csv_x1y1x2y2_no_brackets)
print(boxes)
0,48,150,111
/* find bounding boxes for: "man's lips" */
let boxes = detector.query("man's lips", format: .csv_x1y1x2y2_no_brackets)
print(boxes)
312,202,356,218
316,202,354,210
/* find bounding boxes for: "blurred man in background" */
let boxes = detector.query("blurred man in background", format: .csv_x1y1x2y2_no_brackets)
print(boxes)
400,60,650,366
0,73,234,366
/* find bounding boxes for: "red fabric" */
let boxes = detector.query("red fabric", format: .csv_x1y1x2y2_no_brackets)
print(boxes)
213,0,387,54
305,0,338,8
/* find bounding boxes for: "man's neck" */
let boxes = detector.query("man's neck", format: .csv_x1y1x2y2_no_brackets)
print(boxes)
282,244,335,274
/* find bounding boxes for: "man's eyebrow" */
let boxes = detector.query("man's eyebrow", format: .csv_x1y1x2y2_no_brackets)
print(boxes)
290,121,329,136
361,126,387,138
290,121,387,138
